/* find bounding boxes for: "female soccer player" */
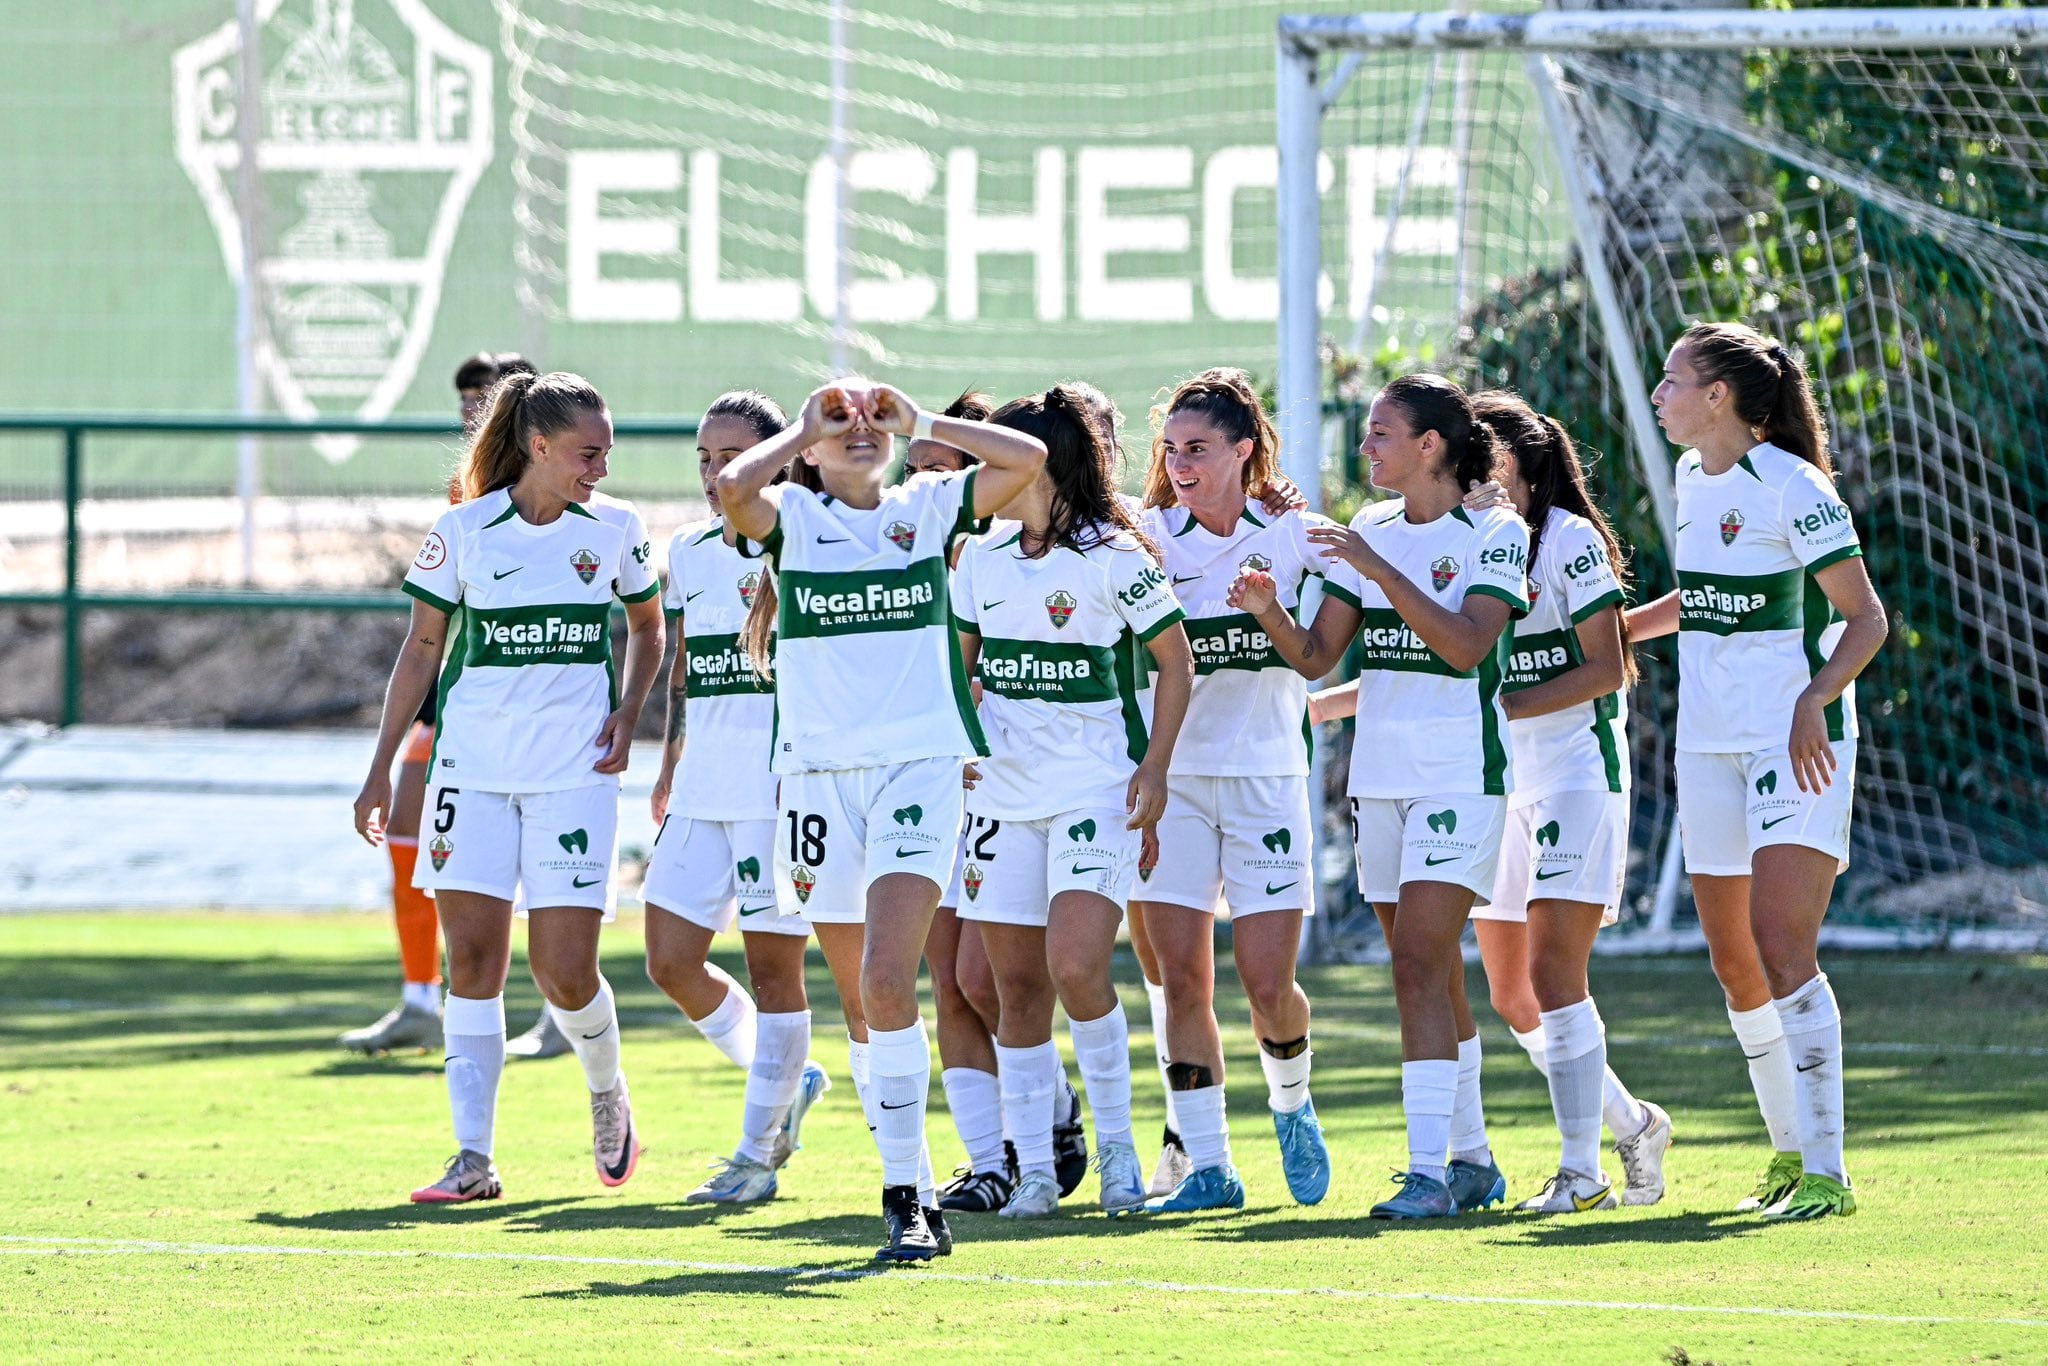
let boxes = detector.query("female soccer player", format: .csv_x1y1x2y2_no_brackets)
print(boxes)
952,386,1194,1218
1129,367,1332,1215
352,371,666,1204
719,379,1045,1261
1630,323,1885,1220
1241,374,1528,1219
641,390,831,1205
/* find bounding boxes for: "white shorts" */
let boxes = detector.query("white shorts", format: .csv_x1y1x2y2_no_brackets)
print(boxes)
1478,790,1627,925
1143,774,1314,918
1678,742,1855,876
955,807,1139,927
1351,793,1507,907
937,815,969,910
417,781,620,918
776,757,966,924
643,815,809,938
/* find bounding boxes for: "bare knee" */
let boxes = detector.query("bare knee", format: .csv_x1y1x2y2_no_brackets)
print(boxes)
956,953,1001,1028
1389,942,1445,1011
533,962,598,1011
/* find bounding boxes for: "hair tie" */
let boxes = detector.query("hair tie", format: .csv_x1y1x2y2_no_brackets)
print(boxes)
1766,342,1793,372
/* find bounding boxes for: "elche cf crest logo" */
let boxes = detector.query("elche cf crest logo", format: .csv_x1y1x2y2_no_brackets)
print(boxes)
737,571,761,606
428,834,452,870
571,549,600,584
886,521,917,553
963,864,984,901
791,866,816,903
1044,590,1077,629
1239,552,1273,575
1430,556,1460,591
173,1,492,461
1720,508,1746,545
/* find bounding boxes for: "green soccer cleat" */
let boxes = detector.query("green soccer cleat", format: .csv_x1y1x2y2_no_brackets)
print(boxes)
1736,1150,1804,1212
1764,1172,1856,1221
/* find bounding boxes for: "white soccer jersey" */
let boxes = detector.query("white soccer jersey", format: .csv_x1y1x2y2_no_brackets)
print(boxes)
404,488,660,792
1673,441,1863,753
662,518,777,820
1138,504,1333,778
753,471,988,774
1502,507,1630,807
1325,499,1530,798
953,525,1186,819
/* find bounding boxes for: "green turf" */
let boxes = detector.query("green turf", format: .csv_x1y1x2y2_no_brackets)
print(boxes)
2,913,2044,1362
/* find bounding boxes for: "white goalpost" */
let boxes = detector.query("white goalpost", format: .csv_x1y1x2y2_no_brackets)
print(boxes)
1276,9,2048,952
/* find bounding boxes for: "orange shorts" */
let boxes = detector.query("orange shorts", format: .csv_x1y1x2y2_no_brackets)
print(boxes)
402,721,435,767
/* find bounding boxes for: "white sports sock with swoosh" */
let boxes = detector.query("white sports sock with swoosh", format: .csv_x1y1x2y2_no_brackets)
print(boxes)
551,977,622,1094
868,1023,932,1189
444,993,505,1157
1728,1001,1801,1153
1541,999,1606,1178
737,1010,810,1166
1257,1037,1313,1114
996,1041,1061,1178
1141,978,1180,1135
688,968,757,1069
1401,1058,1458,1183
1776,972,1848,1184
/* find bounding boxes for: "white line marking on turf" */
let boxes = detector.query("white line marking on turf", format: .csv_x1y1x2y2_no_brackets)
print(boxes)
3,1237,2043,1329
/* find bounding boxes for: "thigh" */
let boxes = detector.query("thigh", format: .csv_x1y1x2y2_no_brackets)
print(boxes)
1748,841,1839,988
1524,900,1605,1008
980,921,1056,1034
1219,775,1315,916
1677,749,1751,877
1046,890,1124,979
425,786,521,901
1133,898,1217,998
1390,880,1478,974
1473,917,1540,1031
1144,775,1224,914
1745,743,1856,873
435,889,516,992
955,811,1049,928
1231,907,1305,994
519,783,622,916
1126,901,1162,983
1690,870,1770,1010
778,770,867,924
1396,794,1506,905
863,758,968,899
926,900,967,988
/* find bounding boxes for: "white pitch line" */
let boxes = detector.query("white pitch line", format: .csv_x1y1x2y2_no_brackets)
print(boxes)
3,1236,2043,1329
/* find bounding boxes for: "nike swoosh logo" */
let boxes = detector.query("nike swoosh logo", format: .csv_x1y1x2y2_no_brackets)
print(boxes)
1676,522,1692,532
1534,869,1572,881
600,1119,634,1183
1171,574,1202,585
816,535,849,544
1423,855,1457,866
685,590,706,602
580,1023,613,1041
738,905,768,916
572,874,602,888
981,600,1005,611
1761,815,1795,829
1073,864,1109,875
1265,880,1298,895
1280,1079,1304,1089
1572,1188,1610,1212
878,1099,916,1111
893,848,921,859
492,567,522,580
1795,1059,1826,1073
1743,1051,1771,1061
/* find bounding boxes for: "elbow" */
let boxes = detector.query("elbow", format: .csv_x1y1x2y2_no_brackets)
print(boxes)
714,467,745,505
1442,645,1487,675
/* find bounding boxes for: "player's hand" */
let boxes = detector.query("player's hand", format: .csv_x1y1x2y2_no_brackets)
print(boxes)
863,383,919,437
650,772,672,825
593,709,634,774
1307,523,1386,580
1227,567,1279,615
1463,479,1512,512
962,762,982,791
1259,475,1308,516
1788,692,1837,794
1139,825,1159,878
353,772,391,846
803,384,861,441
1126,759,1169,830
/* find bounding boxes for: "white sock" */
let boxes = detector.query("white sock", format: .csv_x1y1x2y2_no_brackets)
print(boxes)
1257,1037,1313,1115
1142,978,1179,1135
1542,999,1606,1177
550,977,622,1094
688,969,757,1070
868,1023,932,1189
1516,1020,1649,1141
737,1010,810,1166
1449,1034,1491,1166
847,1035,877,1133
443,993,506,1157
1068,1005,1135,1150
1728,1001,1802,1153
1173,1083,1231,1172
1776,972,1848,1184
996,1040,1061,1178
1401,1058,1458,1182
402,981,440,1012
941,1067,1008,1175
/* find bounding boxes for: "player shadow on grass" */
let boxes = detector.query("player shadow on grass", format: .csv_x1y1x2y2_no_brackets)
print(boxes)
533,1268,883,1302
716,1208,1197,1251
1177,1207,1765,1246
250,1196,597,1233
496,1200,786,1234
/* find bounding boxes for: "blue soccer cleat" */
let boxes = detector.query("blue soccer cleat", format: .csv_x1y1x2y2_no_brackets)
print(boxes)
1447,1156,1507,1212
1141,1163,1245,1214
771,1059,831,1169
1369,1169,1458,1220
1272,1100,1331,1206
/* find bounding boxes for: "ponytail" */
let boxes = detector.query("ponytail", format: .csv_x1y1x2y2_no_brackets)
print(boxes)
741,454,826,681
991,384,1160,562
458,371,607,503
1678,322,1833,478
1144,367,1282,509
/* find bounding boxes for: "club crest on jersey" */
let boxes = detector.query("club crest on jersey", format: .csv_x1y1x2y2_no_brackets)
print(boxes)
571,549,600,584
428,834,452,871
1720,508,1746,545
1239,552,1273,576
1045,590,1078,629
737,571,761,606
886,521,917,553
791,866,815,903
963,864,984,902
1430,556,1459,591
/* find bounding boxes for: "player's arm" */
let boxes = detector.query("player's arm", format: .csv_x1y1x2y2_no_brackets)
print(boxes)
1502,604,1629,721
1308,679,1359,725
1312,522,1515,673
1129,623,1193,830
652,619,689,824
717,385,858,542
1788,557,1887,794
1230,574,1363,681
868,384,1046,520
595,594,666,776
354,599,449,844
1626,590,1679,641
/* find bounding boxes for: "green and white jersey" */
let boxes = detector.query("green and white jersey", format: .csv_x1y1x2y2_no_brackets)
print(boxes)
1502,506,1629,808
662,517,777,820
1673,441,1862,753
753,471,988,775
1325,499,1530,798
952,524,1186,820
1137,504,1333,778
404,488,660,793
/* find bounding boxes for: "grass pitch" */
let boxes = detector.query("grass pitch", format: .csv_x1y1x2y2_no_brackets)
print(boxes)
2,913,2044,1363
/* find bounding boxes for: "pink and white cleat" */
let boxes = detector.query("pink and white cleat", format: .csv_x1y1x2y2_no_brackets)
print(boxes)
591,1078,641,1188
410,1150,501,1204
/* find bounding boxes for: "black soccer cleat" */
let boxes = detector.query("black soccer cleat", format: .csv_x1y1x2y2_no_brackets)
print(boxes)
923,1204,954,1256
936,1164,1014,1214
1053,1079,1090,1197
876,1184,939,1263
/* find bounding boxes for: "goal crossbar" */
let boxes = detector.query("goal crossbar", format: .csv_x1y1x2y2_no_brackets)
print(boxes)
1281,8,2048,56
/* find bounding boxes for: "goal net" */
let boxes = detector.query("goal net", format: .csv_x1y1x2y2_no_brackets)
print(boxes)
1278,9,2048,949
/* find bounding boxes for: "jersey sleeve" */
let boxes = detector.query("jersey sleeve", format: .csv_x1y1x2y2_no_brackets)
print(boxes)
737,486,793,565
1291,511,1335,583
1556,519,1625,624
402,508,463,614
1779,462,1862,572
661,532,688,617
950,541,980,635
1320,510,1371,611
1465,511,1531,615
1106,544,1185,643
615,505,661,603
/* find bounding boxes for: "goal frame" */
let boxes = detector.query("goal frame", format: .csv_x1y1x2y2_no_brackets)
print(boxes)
1273,8,2048,940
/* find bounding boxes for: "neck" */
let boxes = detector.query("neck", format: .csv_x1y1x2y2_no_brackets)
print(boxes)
1396,476,1462,524
1010,476,1055,540
1694,423,1756,476
508,478,568,525
1186,486,1247,536
821,465,885,510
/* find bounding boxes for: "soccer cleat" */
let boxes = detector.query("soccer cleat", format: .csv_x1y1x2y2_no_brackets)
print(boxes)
505,1007,573,1060
410,1149,501,1204
924,1205,954,1256
1614,1101,1674,1206
1735,1150,1804,1212
1369,1170,1458,1220
590,1079,640,1188
338,1002,442,1055
1141,1163,1245,1214
1516,1168,1619,1214
1148,1132,1194,1199
876,1184,940,1263
936,1164,1015,1214
1053,1079,1089,1197
1447,1156,1507,1212
1094,1141,1147,1215
1763,1172,1856,1221
685,1154,777,1205
1000,1170,1062,1219
1272,1100,1331,1206
770,1061,831,1170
